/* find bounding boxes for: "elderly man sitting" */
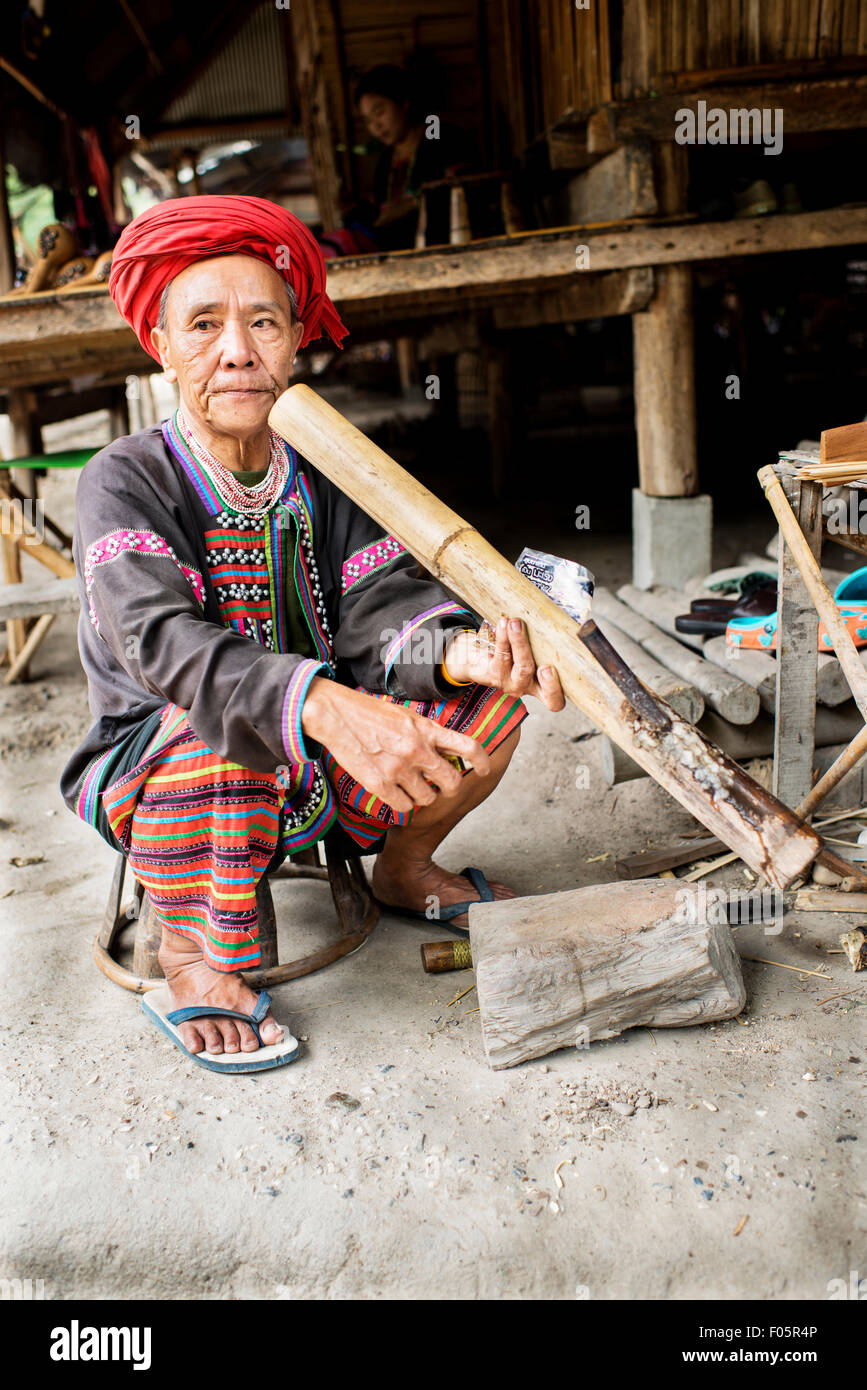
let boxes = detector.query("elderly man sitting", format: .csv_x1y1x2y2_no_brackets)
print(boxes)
61,195,564,1071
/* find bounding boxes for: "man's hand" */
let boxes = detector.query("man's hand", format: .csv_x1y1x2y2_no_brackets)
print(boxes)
300,678,491,814
443,617,566,712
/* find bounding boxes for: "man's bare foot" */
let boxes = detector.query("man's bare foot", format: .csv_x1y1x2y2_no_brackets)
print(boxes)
157,928,284,1056
371,857,515,929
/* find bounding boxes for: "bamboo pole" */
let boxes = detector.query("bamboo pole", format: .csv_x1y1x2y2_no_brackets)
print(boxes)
796,721,867,818
3,611,54,684
270,385,821,890
758,463,867,721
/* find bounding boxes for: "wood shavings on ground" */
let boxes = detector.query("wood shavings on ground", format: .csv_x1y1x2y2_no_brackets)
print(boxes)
447,984,476,1008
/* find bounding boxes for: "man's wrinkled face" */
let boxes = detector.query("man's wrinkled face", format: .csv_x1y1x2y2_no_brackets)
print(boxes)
150,254,304,442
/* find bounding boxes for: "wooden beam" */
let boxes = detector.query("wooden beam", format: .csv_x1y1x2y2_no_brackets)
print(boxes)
324,207,867,318
140,116,292,151
585,74,867,144
565,142,657,225
546,126,594,170
492,267,654,328
655,55,867,92
3,208,867,369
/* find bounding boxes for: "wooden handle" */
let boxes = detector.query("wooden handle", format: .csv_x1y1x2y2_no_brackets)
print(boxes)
420,940,473,973
269,385,820,890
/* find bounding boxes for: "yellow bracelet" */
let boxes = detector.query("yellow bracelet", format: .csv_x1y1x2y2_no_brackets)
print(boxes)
441,629,475,686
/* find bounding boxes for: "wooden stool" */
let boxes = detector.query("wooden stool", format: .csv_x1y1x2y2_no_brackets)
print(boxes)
92,831,380,993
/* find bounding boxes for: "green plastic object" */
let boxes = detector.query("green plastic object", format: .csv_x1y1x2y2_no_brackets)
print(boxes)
0,447,100,470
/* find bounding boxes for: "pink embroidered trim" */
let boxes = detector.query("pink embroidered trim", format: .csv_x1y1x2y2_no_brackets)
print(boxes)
341,536,405,594
84,529,206,633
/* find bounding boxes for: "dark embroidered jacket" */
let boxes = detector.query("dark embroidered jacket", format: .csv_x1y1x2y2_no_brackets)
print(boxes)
60,421,478,813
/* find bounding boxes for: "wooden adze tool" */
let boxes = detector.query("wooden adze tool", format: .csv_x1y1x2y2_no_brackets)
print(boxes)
269,385,827,891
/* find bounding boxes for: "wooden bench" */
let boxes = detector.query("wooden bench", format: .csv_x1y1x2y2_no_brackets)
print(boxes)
0,576,79,685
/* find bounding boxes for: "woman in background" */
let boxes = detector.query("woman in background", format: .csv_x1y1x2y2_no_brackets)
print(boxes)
321,64,475,256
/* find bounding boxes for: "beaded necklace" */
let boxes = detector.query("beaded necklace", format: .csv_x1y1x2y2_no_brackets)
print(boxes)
176,409,290,519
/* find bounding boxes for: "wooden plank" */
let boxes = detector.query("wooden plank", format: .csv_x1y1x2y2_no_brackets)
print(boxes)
491,267,654,328
4,209,867,367
616,836,726,878
469,880,746,1068
0,576,79,622
547,126,593,170
773,474,823,807
794,888,867,911
583,73,867,142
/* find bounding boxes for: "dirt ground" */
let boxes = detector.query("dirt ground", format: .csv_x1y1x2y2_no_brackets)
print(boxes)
0,412,864,1300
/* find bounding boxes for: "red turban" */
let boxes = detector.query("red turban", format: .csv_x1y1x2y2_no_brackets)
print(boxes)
109,194,348,362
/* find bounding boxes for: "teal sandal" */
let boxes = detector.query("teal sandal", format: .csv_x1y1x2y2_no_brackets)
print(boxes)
142,986,299,1073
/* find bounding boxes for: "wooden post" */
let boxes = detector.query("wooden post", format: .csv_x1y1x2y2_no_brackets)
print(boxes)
0,471,25,664
0,124,16,294
632,264,699,495
484,343,512,500
772,473,829,807
632,141,697,497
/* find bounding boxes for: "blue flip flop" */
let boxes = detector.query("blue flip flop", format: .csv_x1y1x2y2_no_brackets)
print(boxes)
141,986,299,1073
374,865,495,937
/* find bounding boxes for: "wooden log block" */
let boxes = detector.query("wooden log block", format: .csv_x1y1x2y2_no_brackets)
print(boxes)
602,703,864,785
704,639,847,712
468,880,746,1069
602,587,758,722
703,635,777,712
565,142,657,224
595,616,704,723
270,385,821,890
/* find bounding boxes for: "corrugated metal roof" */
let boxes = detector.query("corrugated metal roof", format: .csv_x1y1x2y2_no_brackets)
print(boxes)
160,2,289,125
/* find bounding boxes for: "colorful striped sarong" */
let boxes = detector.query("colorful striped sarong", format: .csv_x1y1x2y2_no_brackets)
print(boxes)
326,683,527,850
94,684,526,971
